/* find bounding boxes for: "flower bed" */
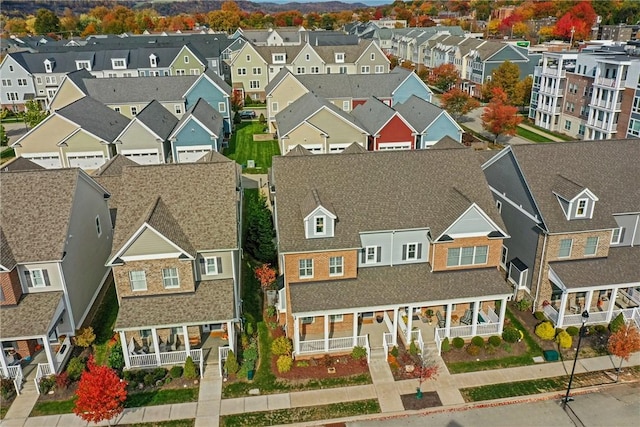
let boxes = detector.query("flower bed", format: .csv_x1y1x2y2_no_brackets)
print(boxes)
387,341,423,381
273,354,369,384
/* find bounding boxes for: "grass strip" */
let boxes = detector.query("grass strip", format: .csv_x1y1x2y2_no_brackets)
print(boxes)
90,281,119,365
127,421,195,427
224,122,280,173
220,399,380,427
125,388,199,408
506,308,544,356
30,397,77,417
446,354,536,374
1,148,15,160
1,404,10,419
516,127,554,143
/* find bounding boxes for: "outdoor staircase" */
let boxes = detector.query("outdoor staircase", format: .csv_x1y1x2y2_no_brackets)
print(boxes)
19,379,37,395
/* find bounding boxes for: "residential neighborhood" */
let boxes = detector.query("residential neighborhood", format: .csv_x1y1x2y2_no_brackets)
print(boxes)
1,1,639,426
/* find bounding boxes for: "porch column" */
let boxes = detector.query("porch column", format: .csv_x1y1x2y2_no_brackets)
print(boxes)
557,292,569,328
471,300,480,336
151,328,161,365
406,306,413,342
293,317,301,355
43,337,57,374
119,331,131,370
392,308,399,346
584,290,594,314
182,326,190,353
498,298,508,334
226,321,234,351
606,288,619,322
352,311,359,347
445,303,452,338
324,314,330,352
0,344,9,377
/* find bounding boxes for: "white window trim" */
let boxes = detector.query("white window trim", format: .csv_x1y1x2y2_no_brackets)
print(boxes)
329,256,344,277
272,102,279,112
174,104,182,115
496,200,502,213
584,236,599,256
314,215,326,235
335,53,345,63
129,270,147,291
184,56,190,63
611,227,623,244
558,238,573,258
30,269,47,288
500,245,508,268
405,243,419,260
205,257,219,275
361,65,370,73
218,102,226,113
95,216,102,237
301,316,314,324
365,246,378,264
299,259,313,278
446,245,489,267
575,198,588,218
330,314,344,323
131,106,138,116
342,100,350,111
162,268,180,289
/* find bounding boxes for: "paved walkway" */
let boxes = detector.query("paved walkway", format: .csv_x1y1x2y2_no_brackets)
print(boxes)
3,351,639,426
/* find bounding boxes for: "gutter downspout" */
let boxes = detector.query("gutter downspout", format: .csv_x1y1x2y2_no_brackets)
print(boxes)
533,231,548,312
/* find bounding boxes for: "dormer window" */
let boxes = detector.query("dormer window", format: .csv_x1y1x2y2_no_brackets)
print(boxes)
335,53,345,63
149,54,157,68
112,58,126,69
273,54,285,64
44,59,54,73
611,227,624,244
315,216,325,235
76,61,91,71
576,198,588,217
303,190,336,239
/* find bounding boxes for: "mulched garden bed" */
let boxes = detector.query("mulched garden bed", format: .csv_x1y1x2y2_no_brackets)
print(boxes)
388,340,427,381
273,354,369,384
441,339,528,364
400,391,442,410
36,382,78,402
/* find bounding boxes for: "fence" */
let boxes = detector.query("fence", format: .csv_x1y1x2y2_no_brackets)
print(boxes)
7,365,23,395
410,329,425,355
34,363,52,394
298,335,369,356
218,346,230,377
128,349,204,378
382,332,394,357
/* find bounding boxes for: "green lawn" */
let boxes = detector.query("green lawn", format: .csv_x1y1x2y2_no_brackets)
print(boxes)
129,421,194,427
90,281,119,365
1,148,15,160
224,122,280,173
125,388,199,408
461,377,566,402
516,127,554,143
30,397,77,417
220,399,380,427
0,404,10,419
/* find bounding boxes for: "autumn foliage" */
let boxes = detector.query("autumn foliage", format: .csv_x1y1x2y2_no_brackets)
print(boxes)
441,88,480,120
428,63,460,92
608,322,640,380
481,88,522,143
254,263,276,290
74,356,127,425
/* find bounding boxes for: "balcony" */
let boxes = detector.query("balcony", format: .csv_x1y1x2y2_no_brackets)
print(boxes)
537,104,561,114
542,67,566,78
591,99,622,111
538,86,562,97
595,77,625,88
586,119,618,132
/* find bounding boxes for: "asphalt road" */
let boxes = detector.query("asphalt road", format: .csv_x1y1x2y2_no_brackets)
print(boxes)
348,383,640,427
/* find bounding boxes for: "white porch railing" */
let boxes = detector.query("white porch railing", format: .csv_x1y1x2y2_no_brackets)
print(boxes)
128,349,204,378
363,335,371,364
476,323,500,335
297,335,368,356
554,307,640,329
486,307,500,323
382,332,393,356
543,304,559,324
435,328,442,355
433,323,500,355
7,365,23,395
219,346,230,377
34,363,53,394
410,329,424,355
55,336,72,366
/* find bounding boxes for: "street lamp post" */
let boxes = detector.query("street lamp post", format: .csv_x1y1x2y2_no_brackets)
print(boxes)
563,310,589,407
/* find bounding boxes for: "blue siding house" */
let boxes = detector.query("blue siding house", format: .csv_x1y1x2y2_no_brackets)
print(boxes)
169,98,225,163
392,72,433,105
395,95,462,148
184,70,232,135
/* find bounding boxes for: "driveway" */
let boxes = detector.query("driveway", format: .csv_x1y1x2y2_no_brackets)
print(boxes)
2,121,30,146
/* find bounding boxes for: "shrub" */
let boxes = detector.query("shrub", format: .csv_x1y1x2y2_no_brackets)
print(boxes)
321,354,333,367
566,326,579,337
258,113,266,124
534,311,546,321
466,344,481,356
266,305,276,318
409,340,419,356
452,337,465,349
276,355,293,373
556,330,572,349
390,346,399,357
515,298,532,312
243,347,258,364
241,333,250,350
351,346,368,360
169,366,183,379
488,335,502,347
471,336,485,347
55,372,70,390
0,377,15,399
107,342,125,372
535,321,556,340
66,356,86,381
271,336,293,356
183,356,198,380
595,324,608,334
295,360,309,367
441,337,451,352
143,373,154,386
38,375,56,394
609,313,625,333
502,327,520,343
224,350,239,375
153,368,167,382
233,112,241,124
74,327,96,348
246,323,254,336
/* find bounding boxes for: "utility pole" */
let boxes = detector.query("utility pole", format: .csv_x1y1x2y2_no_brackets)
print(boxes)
569,26,575,48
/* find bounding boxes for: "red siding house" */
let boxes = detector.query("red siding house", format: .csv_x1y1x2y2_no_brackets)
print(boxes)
351,98,417,151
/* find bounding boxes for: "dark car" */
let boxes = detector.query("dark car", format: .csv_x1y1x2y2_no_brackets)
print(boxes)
239,110,256,119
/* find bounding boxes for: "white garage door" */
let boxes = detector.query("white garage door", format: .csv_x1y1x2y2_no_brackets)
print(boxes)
176,146,211,163
122,150,161,165
23,153,62,168
378,142,412,150
66,152,106,169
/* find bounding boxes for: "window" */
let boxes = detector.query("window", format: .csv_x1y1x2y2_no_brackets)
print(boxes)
339,66,347,74
129,271,147,291
131,106,138,116
114,107,121,113
365,246,380,264
112,59,126,69
162,268,180,288
558,238,573,257
37,77,42,84
330,314,343,322
184,56,190,63
17,78,27,86
95,216,102,237
272,102,278,112
25,269,47,288
45,62,52,73
611,227,624,244
446,246,488,267
238,68,247,75
329,256,343,276
335,53,345,63
45,76,56,84
150,56,157,67
190,69,200,75
175,69,185,75
500,245,508,268
361,66,370,73
629,119,640,137
403,243,421,260
315,216,325,234
205,257,221,275
576,198,588,217
578,124,586,136
174,104,182,115
7,92,18,101
246,55,251,61
370,53,375,60
273,54,285,63
249,80,260,89
584,237,598,256
633,96,640,113
1,79,11,87
299,259,313,278
564,120,571,130
218,102,226,113
296,67,305,74
342,100,350,111
301,316,314,324
305,53,310,61
9,65,13,72
252,67,262,75
496,200,502,213
375,65,384,73
310,66,319,74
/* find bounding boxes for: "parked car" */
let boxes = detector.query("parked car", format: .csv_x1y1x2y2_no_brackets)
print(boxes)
240,110,256,119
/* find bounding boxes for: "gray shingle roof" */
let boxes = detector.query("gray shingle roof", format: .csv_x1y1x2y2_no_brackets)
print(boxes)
285,145,312,156
63,68,93,95
313,41,379,64
93,154,138,177
431,136,465,149
549,246,640,289
84,75,198,104
134,100,179,140
272,148,506,253
203,68,232,95
173,98,223,138
144,196,196,256
0,292,64,339
0,169,79,263
0,157,44,172
264,67,293,95
109,162,239,260
509,140,640,233
350,98,397,135
197,150,233,163
394,95,446,133
254,45,304,63
290,265,510,313
341,142,367,154
56,96,129,142
114,279,235,330
551,174,585,201
0,228,16,270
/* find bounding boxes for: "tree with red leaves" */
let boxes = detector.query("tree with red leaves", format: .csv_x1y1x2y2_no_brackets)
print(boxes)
428,63,460,92
415,353,439,398
254,263,276,291
553,1,597,43
74,355,127,426
481,88,522,143
608,322,640,382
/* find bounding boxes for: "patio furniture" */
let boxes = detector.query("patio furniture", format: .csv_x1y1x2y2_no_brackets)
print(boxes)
460,309,473,326
570,304,580,314
436,311,445,328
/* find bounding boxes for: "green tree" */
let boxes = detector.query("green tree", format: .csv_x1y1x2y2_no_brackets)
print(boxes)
514,75,534,113
245,192,276,264
483,61,521,101
440,88,480,121
428,63,460,92
0,125,8,147
23,100,48,129
34,8,60,34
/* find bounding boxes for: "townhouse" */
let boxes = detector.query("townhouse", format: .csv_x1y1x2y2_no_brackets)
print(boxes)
1,165,113,391
482,140,640,330
94,155,242,374
530,46,640,140
270,146,512,357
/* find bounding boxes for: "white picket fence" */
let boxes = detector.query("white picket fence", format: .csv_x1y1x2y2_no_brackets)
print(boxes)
382,332,394,356
298,335,369,355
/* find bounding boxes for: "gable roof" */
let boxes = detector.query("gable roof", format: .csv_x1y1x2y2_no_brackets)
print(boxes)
56,96,129,142
133,100,180,140
507,140,640,233
254,45,305,63
171,98,223,138
62,68,93,94
202,68,232,95
264,67,295,95
393,95,447,133
350,98,412,135
341,142,367,154
84,75,198,104
272,148,505,253
197,150,233,163
313,41,381,64
431,136,465,149
285,145,313,156
0,157,45,172
93,154,138,177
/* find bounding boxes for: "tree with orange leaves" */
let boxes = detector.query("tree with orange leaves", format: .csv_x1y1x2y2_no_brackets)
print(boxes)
254,263,276,291
74,355,127,426
481,88,522,143
608,322,640,382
